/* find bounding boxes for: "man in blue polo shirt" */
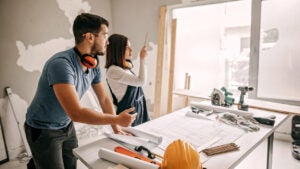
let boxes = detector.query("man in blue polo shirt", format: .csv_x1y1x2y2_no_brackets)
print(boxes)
24,13,136,169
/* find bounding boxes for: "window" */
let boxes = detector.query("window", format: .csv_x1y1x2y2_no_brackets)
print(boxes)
173,0,251,97
171,0,300,105
258,0,300,102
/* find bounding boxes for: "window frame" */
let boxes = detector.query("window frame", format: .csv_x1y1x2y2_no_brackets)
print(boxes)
167,0,300,106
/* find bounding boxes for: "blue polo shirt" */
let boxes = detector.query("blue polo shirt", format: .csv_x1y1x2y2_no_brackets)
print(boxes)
26,48,101,129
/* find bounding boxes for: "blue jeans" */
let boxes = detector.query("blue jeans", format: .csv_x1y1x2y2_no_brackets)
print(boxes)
24,122,78,169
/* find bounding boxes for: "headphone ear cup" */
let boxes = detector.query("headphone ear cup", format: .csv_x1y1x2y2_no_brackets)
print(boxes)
125,59,133,69
81,54,98,69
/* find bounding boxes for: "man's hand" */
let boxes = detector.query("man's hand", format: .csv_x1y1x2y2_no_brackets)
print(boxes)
112,125,134,135
116,107,137,127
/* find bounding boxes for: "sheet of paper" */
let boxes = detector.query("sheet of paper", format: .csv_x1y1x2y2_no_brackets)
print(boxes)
141,111,245,151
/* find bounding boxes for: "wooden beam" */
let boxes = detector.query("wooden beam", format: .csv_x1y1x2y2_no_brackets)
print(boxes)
167,19,177,114
153,6,167,118
184,73,191,106
246,99,300,115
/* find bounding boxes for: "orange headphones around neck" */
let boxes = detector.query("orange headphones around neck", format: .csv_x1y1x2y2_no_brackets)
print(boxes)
73,47,98,69
124,59,133,69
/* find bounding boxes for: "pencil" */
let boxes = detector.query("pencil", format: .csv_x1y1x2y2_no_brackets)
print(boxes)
144,32,149,46
151,151,163,159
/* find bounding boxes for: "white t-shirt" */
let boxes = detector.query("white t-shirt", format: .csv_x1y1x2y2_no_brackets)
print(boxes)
106,60,147,102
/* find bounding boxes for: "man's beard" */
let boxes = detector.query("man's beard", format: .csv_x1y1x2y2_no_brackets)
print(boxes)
91,43,104,56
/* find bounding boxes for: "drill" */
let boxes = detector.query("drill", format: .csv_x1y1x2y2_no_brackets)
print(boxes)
237,86,253,111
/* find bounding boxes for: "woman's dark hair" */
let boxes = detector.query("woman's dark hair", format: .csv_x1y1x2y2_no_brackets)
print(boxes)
105,34,128,69
73,13,109,44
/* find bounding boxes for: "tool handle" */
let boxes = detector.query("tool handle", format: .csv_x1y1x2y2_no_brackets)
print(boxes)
135,145,155,159
254,117,275,126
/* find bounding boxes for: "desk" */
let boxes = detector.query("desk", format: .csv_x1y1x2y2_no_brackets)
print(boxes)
74,106,288,169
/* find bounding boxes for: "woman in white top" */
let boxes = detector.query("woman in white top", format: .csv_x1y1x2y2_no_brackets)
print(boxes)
105,34,150,126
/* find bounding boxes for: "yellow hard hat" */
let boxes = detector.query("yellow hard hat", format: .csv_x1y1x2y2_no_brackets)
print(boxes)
162,139,202,169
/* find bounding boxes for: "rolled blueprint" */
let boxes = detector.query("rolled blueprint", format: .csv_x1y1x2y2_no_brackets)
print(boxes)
190,101,253,118
104,133,148,146
104,127,163,150
98,148,159,169
123,127,163,145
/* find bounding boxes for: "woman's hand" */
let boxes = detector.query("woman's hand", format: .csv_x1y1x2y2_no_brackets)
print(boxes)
139,45,148,60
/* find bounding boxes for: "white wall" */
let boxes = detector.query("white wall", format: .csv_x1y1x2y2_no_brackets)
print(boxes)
0,0,112,159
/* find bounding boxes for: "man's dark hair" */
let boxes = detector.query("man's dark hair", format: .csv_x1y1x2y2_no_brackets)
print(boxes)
73,13,109,44
105,34,128,69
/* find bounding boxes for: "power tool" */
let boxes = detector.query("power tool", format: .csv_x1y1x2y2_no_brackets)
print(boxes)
211,88,225,106
292,115,300,160
221,87,235,106
237,86,253,111
211,87,234,107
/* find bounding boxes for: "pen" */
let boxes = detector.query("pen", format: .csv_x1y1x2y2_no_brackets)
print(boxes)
144,32,148,46
151,151,163,159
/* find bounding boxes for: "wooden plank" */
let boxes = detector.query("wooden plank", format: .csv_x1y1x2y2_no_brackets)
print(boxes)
246,99,300,115
167,19,177,114
184,74,191,106
154,6,167,118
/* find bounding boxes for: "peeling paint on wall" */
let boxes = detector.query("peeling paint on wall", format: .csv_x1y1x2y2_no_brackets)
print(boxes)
16,0,91,73
16,38,74,72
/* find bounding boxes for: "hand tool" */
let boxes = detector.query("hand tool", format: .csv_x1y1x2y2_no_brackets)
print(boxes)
253,117,275,126
112,138,163,160
114,146,161,167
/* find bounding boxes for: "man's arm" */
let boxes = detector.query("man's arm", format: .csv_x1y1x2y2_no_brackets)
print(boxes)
92,82,134,134
53,83,135,127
